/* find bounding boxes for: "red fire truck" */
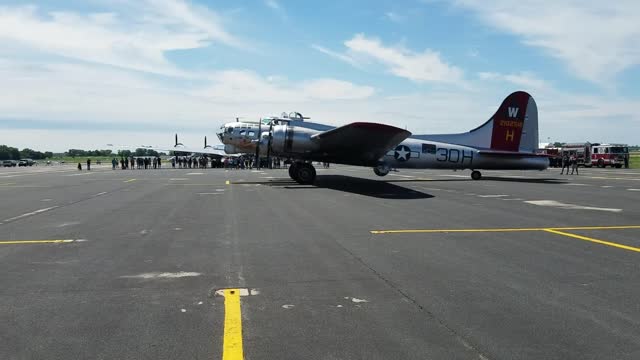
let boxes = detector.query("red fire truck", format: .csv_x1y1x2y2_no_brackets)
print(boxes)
590,143,629,168
560,143,591,167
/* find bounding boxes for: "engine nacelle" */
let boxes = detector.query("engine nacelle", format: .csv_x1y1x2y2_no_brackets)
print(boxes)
270,125,319,155
224,144,238,154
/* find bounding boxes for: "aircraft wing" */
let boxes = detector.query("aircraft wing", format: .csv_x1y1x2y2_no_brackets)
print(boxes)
107,144,232,157
310,122,411,165
477,150,550,157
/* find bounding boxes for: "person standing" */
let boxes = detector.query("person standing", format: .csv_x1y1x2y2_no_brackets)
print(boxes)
570,154,579,175
86,158,91,171
560,153,570,175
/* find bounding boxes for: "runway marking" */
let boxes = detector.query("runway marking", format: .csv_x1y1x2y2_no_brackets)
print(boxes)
543,229,640,253
389,173,415,178
563,183,590,186
120,272,201,279
186,172,203,175
501,198,524,201
124,178,137,183
477,194,510,198
524,200,622,212
0,239,79,245
221,289,244,360
4,206,58,222
92,192,107,197
371,226,640,253
170,178,188,181
628,189,640,191
601,186,614,188
370,225,640,234
198,192,222,195
225,180,230,185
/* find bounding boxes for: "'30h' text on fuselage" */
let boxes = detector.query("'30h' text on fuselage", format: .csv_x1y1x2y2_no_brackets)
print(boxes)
217,91,549,184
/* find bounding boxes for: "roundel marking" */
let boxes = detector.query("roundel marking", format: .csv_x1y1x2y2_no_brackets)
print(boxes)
394,145,411,161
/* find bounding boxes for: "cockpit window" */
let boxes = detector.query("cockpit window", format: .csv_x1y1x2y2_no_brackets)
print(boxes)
239,130,246,136
226,127,234,133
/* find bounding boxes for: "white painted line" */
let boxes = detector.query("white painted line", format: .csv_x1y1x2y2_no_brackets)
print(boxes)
282,305,295,309
628,189,640,191
4,206,59,222
40,198,53,202
198,192,222,195
169,178,188,181
92,192,108,197
350,297,368,303
439,174,469,178
477,194,510,198
389,173,415,178
121,272,201,279
563,183,590,186
501,198,524,201
186,172,203,175
601,186,614,188
525,200,622,213
214,288,260,297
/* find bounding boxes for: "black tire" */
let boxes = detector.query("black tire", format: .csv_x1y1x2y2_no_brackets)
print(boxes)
295,164,316,184
471,171,482,180
288,163,299,181
597,159,604,168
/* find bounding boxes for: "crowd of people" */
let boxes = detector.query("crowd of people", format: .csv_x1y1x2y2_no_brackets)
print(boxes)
102,156,293,170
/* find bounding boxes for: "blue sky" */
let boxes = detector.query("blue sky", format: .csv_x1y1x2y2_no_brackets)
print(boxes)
0,0,639,151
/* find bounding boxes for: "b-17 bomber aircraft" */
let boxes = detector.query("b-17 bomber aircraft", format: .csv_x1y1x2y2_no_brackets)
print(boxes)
218,91,549,184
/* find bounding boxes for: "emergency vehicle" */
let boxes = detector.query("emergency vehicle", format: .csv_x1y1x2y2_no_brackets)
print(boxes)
560,143,591,167
590,143,629,168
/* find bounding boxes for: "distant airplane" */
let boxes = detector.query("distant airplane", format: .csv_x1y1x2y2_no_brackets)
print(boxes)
218,91,549,184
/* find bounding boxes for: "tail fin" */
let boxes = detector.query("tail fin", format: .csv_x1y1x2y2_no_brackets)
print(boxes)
487,91,537,152
415,91,539,153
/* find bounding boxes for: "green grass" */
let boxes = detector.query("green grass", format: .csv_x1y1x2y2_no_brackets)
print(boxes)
630,154,640,169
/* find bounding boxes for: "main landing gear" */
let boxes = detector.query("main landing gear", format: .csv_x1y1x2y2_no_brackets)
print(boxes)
471,170,482,180
288,162,316,185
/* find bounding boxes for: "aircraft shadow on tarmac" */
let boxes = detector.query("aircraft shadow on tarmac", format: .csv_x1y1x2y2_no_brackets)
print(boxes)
243,175,434,199
382,177,567,185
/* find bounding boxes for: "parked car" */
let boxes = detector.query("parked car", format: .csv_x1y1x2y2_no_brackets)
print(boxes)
18,159,36,166
2,160,18,167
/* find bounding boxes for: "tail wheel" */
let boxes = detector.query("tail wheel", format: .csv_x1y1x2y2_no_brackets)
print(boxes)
295,163,316,185
471,170,482,180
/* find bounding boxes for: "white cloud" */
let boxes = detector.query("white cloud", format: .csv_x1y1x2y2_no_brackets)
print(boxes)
0,2,245,76
385,12,405,23
264,0,287,20
451,0,640,84
265,0,281,10
311,44,362,68
478,71,549,91
344,33,463,83
198,70,375,102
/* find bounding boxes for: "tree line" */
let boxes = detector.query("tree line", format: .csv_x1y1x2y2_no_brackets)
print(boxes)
0,145,53,160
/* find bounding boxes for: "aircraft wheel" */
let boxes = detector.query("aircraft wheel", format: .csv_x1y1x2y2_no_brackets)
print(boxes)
295,163,316,185
288,163,299,181
471,170,482,180
373,165,390,177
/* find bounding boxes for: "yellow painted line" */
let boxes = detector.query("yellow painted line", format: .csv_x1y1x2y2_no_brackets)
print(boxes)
544,229,640,253
0,239,74,245
124,178,137,183
370,225,640,234
225,180,230,185
222,289,244,360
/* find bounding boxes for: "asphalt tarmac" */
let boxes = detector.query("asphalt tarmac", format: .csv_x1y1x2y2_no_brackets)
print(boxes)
1,164,639,360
